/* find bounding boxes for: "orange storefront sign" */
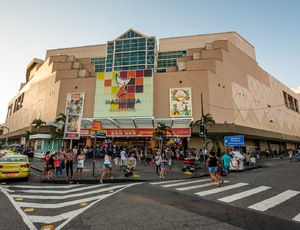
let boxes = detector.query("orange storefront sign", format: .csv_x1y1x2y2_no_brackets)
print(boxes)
92,121,102,131
80,128,190,137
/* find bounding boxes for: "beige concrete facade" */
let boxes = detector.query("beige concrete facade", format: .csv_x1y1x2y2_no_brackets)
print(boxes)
1,29,300,153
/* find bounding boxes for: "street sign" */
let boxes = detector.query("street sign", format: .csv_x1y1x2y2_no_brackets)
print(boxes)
91,132,106,138
224,135,244,146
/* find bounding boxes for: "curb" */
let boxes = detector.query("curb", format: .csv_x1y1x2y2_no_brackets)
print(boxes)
30,164,262,184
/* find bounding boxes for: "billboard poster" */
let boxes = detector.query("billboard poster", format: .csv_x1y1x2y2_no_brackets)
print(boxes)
94,70,153,117
170,88,192,117
64,93,85,139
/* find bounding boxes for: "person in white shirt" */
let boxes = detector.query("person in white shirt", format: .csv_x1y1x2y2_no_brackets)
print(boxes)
99,151,114,184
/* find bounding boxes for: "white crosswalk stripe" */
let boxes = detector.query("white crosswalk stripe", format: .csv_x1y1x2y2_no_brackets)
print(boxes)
218,186,271,203
177,181,229,191
248,190,300,211
149,179,300,223
195,182,249,196
0,183,140,230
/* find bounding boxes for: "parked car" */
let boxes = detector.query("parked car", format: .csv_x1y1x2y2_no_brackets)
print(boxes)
0,154,30,181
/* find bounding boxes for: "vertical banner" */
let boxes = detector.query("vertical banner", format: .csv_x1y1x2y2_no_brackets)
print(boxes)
170,88,192,117
64,93,85,139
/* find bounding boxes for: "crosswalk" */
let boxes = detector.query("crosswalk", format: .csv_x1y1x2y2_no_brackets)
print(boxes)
149,179,300,223
0,183,140,230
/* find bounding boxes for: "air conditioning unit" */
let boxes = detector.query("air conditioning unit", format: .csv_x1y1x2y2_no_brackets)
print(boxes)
193,52,201,60
178,62,186,71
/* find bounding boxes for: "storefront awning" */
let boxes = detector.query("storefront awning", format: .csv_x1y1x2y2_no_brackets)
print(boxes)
81,117,193,129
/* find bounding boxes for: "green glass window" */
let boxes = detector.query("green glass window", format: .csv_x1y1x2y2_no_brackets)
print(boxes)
107,42,114,54
158,50,187,59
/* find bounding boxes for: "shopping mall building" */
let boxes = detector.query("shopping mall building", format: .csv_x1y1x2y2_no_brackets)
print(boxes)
1,28,300,156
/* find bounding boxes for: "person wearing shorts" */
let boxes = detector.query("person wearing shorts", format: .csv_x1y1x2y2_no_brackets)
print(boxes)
99,152,114,184
222,151,232,177
206,152,221,187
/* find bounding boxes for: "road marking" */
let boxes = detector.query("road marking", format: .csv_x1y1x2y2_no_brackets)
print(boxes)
18,193,112,208
248,190,300,211
15,184,103,194
195,182,249,196
8,184,81,189
176,181,229,191
1,183,140,230
218,186,271,203
162,179,211,188
149,179,186,185
292,213,300,222
10,184,134,200
0,185,37,230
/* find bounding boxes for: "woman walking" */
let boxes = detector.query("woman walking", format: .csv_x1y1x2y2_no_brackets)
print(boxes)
206,152,221,187
99,151,114,184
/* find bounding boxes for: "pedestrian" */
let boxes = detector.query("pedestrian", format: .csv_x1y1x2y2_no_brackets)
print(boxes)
145,148,152,166
75,151,86,179
55,151,64,177
288,149,293,162
216,152,224,183
99,151,115,184
159,152,167,179
166,148,172,172
42,151,50,179
120,148,127,170
47,153,56,180
221,151,232,177
155,151,161,175
206,152,221,187
65,149,75,179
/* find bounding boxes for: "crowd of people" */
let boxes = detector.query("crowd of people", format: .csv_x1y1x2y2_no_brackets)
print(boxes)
37,144,300,184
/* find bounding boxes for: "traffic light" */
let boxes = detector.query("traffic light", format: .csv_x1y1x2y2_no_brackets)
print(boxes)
199,124,206,137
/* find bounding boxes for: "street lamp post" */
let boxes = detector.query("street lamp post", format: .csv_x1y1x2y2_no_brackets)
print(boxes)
0,124,10,147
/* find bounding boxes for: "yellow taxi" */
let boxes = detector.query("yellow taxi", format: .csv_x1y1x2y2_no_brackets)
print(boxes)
0,154,30,181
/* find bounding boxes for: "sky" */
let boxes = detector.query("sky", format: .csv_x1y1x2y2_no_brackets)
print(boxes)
1,0,300,124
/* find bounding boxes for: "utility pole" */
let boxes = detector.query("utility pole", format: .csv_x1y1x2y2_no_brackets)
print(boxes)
0,124,10,147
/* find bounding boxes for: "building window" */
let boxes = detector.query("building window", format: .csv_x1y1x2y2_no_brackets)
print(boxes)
13,93,24,113
283,91,299,113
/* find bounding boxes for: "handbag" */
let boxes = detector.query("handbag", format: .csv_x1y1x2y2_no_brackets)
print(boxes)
155,159,161,166
62,161,65,169
54,160,60,168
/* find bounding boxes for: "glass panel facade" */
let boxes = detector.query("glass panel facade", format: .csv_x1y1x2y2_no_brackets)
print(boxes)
158,50,187,59
92,30,157,72
157,59,177,68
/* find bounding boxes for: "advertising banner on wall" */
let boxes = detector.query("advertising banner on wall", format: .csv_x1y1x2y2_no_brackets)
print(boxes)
80,128,191,137
64,93,85,139
94,70,154,117
170,88,192,117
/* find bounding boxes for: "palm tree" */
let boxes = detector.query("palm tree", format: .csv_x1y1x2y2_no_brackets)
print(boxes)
196,113,223,152
31,119,46,133
152,122,173,150
206,133,224,152
195,113,216,125
50,113,66,144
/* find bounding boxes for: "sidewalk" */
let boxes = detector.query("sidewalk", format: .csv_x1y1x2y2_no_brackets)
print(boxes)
30,156,264,184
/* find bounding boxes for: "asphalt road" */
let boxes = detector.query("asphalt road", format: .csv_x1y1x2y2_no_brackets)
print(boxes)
0,158,299,230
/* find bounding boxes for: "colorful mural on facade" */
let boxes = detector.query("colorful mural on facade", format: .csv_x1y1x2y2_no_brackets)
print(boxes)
94,70,153,117
170,88,192,117
64,93,85,139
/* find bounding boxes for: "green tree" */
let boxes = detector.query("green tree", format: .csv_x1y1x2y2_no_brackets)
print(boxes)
50,113,66,144
31,119,46,133
152,122,173,150
206,132,224,152
195,113,216,125
196,113,223,152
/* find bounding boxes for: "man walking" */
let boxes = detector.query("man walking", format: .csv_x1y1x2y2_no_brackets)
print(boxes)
221,151,232,177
